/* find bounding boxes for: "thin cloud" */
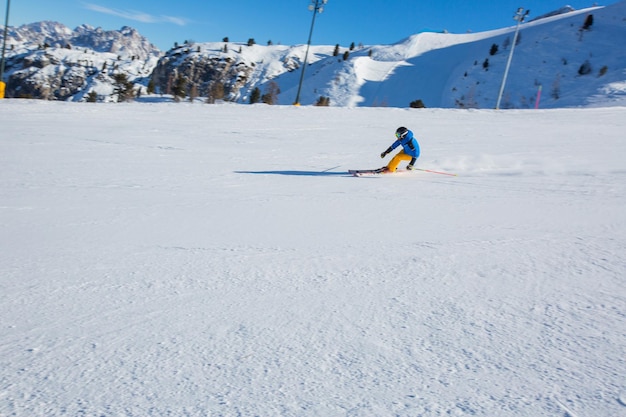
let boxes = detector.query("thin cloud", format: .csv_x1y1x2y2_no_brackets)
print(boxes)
84,3,188,26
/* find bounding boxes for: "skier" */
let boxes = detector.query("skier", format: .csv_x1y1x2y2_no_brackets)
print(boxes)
380,126,420,172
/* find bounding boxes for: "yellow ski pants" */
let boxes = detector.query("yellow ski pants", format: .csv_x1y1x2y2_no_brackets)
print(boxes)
387,151,413,171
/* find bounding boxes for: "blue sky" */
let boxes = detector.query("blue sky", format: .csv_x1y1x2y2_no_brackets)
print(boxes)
5,0,618,50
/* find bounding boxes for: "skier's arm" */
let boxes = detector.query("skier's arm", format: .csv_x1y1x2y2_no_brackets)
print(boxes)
380,140,399,158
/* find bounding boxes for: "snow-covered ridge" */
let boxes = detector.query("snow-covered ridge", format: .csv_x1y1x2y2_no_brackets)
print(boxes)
1,1,625,107
5,21,160,60
286,1,624,108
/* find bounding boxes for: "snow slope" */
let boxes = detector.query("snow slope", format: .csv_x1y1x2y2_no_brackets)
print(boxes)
1,101,625,416
271,1,626,108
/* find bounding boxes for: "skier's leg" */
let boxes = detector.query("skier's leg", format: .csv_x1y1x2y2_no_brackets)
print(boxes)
387,152,412,171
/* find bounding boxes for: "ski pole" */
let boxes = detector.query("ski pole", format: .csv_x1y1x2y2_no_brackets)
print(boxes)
415,168,457,177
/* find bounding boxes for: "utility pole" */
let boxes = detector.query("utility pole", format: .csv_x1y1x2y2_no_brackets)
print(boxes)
495,7,529,110
0,0,11,98
294,0,327,106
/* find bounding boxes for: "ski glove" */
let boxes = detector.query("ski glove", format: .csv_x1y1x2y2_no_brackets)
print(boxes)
380,147,393,158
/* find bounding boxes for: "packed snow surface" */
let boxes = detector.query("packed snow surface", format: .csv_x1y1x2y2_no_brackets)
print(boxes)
1,100,625,416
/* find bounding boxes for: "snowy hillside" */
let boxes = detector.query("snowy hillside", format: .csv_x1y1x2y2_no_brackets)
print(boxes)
185,1,625,108
2,1,626,107
1,101,625,416
268,1,626,108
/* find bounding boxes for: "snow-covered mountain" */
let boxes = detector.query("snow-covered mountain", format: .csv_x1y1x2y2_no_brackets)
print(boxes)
265,0,625,108
2,0,625,107
5,20,159,60
2,21,160,101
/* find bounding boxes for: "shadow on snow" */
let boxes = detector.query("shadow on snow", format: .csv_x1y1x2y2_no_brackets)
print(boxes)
235,170,349,177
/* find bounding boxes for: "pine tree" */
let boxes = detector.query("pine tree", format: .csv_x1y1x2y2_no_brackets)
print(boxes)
86,91,98,103
113,73,134,102
598,65,608,77
261,81,280,105
315,96,330,106
206,82,226,104
189,84,198,102
578,60,592,75
249,87,261,104
172,75,187,101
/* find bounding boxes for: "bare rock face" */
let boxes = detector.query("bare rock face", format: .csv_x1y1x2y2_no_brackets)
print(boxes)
150,45,256,101
7,50,95,100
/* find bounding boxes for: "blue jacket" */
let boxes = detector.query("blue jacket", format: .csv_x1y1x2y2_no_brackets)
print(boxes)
390,129,420,158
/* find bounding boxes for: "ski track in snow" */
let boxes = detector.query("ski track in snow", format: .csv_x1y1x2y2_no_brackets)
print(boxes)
1,101,625,416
